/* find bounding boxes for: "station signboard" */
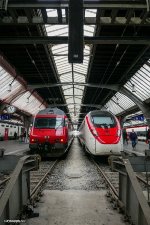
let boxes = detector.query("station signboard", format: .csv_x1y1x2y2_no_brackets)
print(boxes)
0,114,11,120
131,114,144,121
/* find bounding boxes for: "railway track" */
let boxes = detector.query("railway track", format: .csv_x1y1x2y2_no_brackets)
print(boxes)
92,156,150,212
0,174,10,198
92,158,119,196
29,160,59,203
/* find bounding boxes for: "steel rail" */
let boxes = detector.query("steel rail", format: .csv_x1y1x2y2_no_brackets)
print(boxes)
91,158,126,211
91,158,118,197
30,160,58,200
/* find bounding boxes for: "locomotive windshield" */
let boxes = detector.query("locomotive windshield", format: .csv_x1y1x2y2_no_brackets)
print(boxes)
34,117,64,129
91,115,116,128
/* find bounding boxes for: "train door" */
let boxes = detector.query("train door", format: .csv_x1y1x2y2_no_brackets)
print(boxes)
85,123,96,154
89,133,96,154
4,128,9,140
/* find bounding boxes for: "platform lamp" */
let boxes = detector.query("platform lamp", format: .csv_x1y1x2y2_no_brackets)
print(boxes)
115,95,119,105
26,90,34,104
7,75,18,92
132,83,136,93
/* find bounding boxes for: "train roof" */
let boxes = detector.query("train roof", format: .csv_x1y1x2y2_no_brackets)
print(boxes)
37,107,66,116
89,110,113,116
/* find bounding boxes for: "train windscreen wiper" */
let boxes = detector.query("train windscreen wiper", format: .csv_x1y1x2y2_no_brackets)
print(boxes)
101,123,111,128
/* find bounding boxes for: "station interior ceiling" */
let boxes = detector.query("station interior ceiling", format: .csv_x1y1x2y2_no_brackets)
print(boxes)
0,0,150,128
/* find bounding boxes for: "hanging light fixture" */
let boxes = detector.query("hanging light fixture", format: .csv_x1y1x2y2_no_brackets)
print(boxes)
26,90,35,104
7,84,12,92
115,95,119,104
132,84,136,93
26,97,29,103
7,75,18,92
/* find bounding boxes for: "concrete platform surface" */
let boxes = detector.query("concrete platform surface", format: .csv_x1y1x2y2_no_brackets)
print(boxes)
0,140,29,155
123,141,149,154
26,190,125,225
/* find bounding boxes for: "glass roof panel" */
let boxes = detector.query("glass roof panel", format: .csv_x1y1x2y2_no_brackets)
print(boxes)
45,15,96,124
46,9,57,17
105,60,150,117
0,66,45,116
0,66,22,100
74,88,83,95
85,9,97,18
61,9,66,17
61,73,72,82
105,92,135,115
84,25,95,36
63,88,73,95
105,100,123,115
45,25,68,36
13,91,45,115
124,63,150,101
74,75,85,83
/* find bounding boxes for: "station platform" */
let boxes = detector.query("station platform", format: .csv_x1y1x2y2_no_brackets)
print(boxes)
0,140,29,155
123,141,149,155
0,139,149,156
26,190,125,225
26,138,125,225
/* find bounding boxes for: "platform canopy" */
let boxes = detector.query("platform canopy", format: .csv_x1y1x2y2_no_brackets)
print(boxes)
0,0,150,126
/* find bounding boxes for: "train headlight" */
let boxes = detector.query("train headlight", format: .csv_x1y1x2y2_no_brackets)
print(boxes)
44,136,49,139
31,138,38,142
60,138,64,143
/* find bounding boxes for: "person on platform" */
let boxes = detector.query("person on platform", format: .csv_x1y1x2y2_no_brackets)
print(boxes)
129,129,138,150
123,130,128,145
14,131,17,140
23,131,26,142
146,128,150,150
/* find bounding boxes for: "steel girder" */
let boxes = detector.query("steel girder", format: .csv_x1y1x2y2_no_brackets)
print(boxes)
28,82,150,124
6,1,148,10
0,36,149,45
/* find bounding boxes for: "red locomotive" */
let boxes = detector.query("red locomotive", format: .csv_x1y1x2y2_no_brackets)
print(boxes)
29,107,73,157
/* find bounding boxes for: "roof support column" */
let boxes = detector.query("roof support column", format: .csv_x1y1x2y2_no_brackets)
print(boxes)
119,87,150,126
0,103,7,114
22,115,32,143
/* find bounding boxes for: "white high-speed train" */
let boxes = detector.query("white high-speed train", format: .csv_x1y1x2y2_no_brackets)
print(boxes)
78,110,123,156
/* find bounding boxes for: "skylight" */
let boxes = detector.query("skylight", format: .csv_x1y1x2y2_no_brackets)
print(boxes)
0,66,45,116
105,59,150,117
45,9,97,124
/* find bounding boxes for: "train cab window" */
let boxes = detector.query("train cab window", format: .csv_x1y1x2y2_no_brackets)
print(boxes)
6,125,9,127
91,115,116,128
1,124,5,127
34,117,64,129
